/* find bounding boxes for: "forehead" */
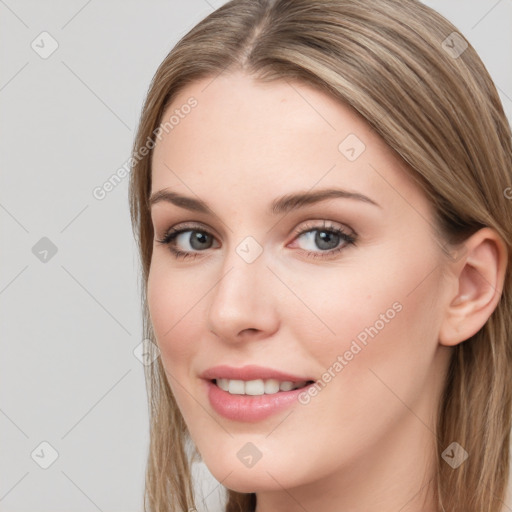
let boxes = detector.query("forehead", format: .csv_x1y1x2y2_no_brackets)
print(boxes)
150,71,428,218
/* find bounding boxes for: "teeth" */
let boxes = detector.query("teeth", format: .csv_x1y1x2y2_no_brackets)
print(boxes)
279,381,294,391
245,379,265,395
228,379,245,394
264,378,280,394
217,378,229,392
215,378,308,396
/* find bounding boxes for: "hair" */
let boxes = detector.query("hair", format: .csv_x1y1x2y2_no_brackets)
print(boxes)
128,1,512,511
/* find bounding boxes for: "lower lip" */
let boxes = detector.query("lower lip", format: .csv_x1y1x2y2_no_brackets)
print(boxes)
205,379,312,422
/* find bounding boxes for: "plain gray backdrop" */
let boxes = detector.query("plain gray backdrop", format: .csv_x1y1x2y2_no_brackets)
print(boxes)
1,1,511,511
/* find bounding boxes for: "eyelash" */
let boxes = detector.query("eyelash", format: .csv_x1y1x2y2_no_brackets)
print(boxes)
155,221,357,261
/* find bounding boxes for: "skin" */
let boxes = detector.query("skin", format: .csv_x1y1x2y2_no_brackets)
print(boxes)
147,71,506,512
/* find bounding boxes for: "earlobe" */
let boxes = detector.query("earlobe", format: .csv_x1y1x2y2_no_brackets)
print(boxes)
439,228,508,347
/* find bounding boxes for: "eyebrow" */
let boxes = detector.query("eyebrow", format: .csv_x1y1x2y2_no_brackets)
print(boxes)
149,187,381,215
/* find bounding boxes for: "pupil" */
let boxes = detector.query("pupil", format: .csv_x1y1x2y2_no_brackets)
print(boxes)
190,231,211,250
315,231,339,250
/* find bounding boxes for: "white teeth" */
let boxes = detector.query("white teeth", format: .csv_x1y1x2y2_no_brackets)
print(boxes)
279,381,294,391
264,378,280,394
228,379,245,395
217,378,229,392
245,379,265,395
216,378,309,395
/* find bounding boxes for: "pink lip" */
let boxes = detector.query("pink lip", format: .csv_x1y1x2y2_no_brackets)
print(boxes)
203,380,314,422
200,365,315,422
200,364,313,382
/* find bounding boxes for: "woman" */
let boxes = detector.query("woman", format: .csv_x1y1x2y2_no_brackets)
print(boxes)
128,1,512,511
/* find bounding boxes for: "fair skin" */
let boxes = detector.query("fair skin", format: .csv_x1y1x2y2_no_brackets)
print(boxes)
148,71,506,512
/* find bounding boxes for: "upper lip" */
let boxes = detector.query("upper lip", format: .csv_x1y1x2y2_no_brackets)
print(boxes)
200,365,314,382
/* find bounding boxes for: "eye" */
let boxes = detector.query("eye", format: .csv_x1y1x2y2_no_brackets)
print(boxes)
156,224,219,260
156,220,356,261
289,220,356,258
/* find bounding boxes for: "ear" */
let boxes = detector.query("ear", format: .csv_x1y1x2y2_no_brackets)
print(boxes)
439,227,508,347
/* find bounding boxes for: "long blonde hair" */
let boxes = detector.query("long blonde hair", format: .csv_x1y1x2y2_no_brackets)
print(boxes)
128,1,512,510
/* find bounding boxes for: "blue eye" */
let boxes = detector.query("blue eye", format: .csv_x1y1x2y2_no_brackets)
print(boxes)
156,221,356,260
156,227,218,259
173,230,214,251
289,221,356,258
295,228,351,252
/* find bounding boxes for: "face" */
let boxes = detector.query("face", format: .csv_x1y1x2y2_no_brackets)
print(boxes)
148,71,454,495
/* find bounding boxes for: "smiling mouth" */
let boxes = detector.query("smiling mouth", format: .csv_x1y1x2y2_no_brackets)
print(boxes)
212,378,315,396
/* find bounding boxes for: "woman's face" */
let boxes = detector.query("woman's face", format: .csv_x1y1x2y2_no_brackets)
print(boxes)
148,71,454,498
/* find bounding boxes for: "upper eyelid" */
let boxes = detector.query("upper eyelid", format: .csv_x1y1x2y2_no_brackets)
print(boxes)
163,219,348,234
161,220,353,245
161,221,218,238
291,219,354,235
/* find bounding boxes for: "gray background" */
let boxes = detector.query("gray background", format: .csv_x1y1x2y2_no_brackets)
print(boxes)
1,1,511,511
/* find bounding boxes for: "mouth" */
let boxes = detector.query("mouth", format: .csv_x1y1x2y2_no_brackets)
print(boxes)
211,378,315,396
205,377,316,422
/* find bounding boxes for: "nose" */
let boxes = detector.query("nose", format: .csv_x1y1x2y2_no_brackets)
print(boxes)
206,245,280,343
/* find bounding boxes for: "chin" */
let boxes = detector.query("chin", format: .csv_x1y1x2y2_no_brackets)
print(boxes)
220,472,283,493
202,453,306,493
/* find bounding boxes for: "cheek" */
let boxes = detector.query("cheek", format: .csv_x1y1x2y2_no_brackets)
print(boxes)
286,247,444,403
147,265,211,428
147,262,204,370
